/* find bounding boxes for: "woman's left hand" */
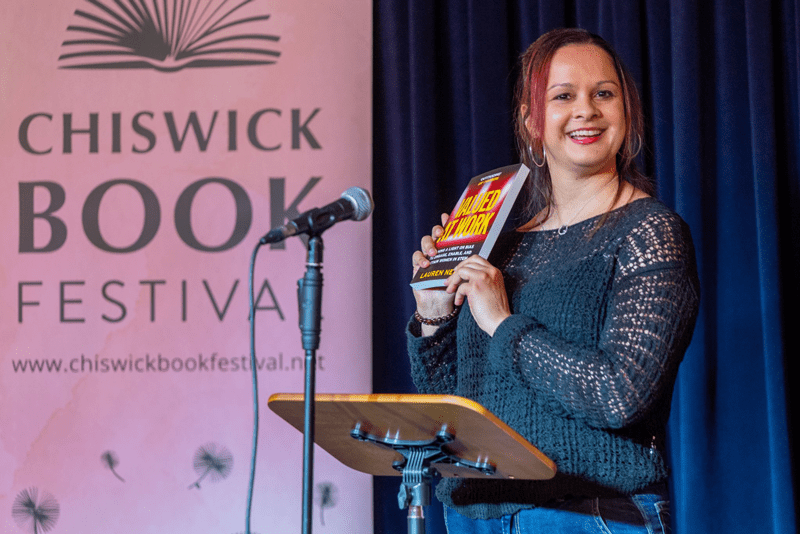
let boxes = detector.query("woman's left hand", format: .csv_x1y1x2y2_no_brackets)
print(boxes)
445,255,511,336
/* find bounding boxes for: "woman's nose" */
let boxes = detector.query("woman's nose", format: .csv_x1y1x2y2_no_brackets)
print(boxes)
572,94,599,119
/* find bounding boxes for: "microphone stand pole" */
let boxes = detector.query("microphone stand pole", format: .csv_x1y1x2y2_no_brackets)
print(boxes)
298,235,323,534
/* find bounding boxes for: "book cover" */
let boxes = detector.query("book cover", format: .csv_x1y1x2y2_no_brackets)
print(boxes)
410,163,530,290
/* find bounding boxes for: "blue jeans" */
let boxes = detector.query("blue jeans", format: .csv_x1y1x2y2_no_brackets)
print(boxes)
443,491,670,534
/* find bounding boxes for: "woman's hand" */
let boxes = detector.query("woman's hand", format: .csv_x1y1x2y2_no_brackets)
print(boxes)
412,214,457,334
445,255,511,336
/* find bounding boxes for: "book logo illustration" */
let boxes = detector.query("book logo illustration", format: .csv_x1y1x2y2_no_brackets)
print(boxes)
58,0,280,71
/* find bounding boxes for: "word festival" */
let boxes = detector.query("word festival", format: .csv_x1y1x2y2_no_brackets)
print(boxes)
17,277,284,325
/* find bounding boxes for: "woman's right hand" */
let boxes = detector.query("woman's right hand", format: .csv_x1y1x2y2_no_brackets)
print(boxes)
412,214,457,327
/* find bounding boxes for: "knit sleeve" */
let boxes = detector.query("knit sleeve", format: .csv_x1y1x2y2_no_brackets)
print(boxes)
406,314,459,394
490,212,700,429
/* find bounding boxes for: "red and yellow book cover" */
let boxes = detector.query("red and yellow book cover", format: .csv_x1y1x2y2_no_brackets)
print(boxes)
410,163,530,290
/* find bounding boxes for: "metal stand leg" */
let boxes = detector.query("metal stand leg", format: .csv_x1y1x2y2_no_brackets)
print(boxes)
398,449,432,534
405,484,430,534
298,236,324,534
408,504,426,534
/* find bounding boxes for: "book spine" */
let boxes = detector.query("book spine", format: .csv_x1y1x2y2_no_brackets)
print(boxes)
476,164,529,257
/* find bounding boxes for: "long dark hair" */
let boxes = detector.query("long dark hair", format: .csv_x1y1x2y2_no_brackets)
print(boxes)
514,28,653,222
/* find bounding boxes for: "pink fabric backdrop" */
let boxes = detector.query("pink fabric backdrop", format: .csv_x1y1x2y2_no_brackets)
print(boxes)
0,1,372,532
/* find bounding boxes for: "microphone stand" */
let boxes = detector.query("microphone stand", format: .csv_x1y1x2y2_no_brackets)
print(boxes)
297,234,323,534
260,194,372,534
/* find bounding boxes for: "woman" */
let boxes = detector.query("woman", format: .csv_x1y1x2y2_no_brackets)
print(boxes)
408,28,700,533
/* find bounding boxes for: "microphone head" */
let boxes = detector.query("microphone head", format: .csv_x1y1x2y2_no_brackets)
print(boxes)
341,187,374,221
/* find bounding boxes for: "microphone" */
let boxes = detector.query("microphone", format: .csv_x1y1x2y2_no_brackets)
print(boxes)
260,186,374,244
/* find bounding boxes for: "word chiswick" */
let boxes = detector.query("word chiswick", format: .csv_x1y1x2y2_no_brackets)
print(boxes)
18,108,321,154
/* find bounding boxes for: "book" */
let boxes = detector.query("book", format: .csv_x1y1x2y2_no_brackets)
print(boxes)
410,163,530,290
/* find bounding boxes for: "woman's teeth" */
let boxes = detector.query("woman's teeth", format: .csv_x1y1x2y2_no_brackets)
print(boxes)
568,129,601,139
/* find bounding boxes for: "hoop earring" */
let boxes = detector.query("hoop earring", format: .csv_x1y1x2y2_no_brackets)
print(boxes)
631,132,643,159
530,145,546,168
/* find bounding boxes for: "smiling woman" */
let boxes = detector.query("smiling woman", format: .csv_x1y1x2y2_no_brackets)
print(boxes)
408,28,700,534
541,44,625,178
516,30,652,230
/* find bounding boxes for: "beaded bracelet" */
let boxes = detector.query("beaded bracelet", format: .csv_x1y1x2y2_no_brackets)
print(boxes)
414,306,461,326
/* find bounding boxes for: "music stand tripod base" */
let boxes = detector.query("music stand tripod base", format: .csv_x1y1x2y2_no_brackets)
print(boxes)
268,393,556,534
351,424,496,534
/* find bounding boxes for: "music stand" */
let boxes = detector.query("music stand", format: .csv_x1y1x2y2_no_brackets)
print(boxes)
268,393,556,534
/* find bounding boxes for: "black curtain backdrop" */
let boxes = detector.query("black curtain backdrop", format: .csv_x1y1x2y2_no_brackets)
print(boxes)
372,1,798,533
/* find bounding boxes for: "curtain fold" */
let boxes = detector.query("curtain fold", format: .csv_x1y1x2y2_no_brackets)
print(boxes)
373,1,798,532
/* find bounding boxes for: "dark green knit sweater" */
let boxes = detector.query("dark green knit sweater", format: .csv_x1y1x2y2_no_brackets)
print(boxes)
407,197,700,519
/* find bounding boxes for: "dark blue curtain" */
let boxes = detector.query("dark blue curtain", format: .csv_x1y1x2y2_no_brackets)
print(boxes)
372,1,798,533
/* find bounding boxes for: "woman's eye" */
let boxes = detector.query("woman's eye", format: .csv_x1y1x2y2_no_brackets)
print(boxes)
596,90,614,99
554,93,572,100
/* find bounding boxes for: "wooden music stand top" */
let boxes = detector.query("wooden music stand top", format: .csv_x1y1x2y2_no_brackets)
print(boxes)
268,393,556,481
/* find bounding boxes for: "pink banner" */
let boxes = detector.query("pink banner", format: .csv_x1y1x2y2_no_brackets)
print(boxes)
1,1,372,532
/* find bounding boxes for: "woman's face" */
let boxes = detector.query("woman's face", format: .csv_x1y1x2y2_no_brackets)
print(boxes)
535,44,626,177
